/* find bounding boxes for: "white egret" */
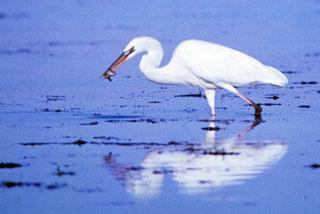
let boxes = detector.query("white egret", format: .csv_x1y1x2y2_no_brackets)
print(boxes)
102,36,288,117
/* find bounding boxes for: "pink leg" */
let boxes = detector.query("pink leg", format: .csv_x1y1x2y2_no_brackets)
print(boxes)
236,92,262,117
218,83,262,117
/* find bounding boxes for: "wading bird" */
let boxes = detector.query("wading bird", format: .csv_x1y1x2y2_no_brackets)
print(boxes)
102,36,288,117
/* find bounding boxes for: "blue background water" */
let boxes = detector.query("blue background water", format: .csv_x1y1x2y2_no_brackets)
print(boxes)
0,1,320,213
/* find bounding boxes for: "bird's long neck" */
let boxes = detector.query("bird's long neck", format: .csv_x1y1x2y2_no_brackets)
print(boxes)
139,41,177,84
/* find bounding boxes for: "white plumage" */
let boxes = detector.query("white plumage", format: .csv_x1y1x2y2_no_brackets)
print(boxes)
103,36,288,117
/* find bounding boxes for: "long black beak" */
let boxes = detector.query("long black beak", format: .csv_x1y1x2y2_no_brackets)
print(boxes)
102,47,135,81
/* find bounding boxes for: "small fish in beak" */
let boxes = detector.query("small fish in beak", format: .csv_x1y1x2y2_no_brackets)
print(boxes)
102,47,135,81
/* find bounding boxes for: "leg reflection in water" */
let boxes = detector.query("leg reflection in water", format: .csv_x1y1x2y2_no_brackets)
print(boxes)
104,118,287,198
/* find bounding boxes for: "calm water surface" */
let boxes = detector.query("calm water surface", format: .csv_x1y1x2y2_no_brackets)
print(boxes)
0,1,319,213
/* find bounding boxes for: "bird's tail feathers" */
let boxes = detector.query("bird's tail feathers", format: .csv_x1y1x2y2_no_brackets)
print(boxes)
264,66,288,87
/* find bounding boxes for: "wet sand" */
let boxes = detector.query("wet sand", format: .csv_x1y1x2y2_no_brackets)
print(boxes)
0,1,320,213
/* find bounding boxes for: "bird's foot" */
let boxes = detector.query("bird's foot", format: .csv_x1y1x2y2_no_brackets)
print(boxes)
254,104,262,119
252,115,263,128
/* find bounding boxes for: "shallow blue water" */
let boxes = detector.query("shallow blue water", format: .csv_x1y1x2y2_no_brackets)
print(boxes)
0,1,320,213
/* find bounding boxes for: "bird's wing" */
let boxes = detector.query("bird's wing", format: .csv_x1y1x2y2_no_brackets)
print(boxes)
173,40,270,86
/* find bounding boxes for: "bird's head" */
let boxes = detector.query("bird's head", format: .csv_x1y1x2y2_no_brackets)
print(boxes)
102,37,158,81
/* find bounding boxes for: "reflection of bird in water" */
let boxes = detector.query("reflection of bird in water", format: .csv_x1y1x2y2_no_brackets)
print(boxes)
104,119,287,198
102,36,288,117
